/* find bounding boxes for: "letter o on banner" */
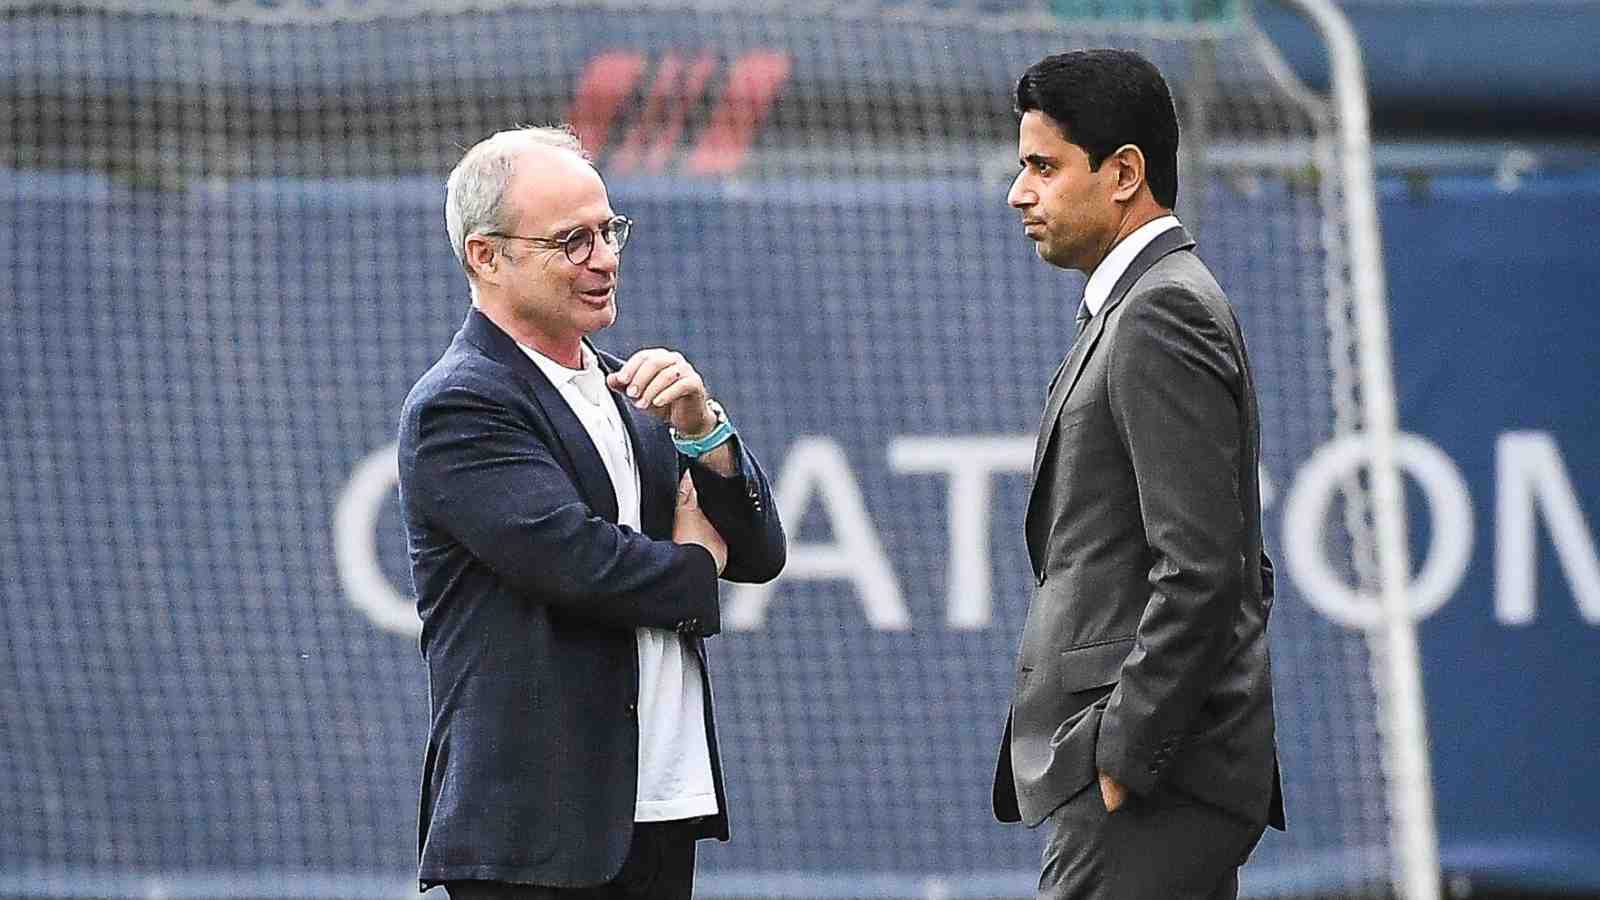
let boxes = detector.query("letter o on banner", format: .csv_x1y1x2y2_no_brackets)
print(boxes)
1283,433,1473,630
334,442,421,638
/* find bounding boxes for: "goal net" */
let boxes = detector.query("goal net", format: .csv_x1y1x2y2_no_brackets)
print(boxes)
0,1,1430,897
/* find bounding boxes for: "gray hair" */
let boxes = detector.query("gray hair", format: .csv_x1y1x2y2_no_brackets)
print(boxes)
444,124,590,278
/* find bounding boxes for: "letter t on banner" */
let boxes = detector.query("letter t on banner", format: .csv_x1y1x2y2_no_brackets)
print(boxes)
888,436,1033,629
726,437,910,631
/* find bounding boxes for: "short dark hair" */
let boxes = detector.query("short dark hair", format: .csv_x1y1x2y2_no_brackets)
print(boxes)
1014,49,1180,208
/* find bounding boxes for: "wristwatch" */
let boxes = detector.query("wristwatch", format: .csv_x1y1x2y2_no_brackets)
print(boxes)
671,398,737,458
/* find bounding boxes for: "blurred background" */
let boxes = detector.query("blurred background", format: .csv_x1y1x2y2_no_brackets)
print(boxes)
1,1,1596,898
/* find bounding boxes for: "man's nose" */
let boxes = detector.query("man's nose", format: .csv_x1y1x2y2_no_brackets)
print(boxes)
588,235,620,273
1007,173,1032,209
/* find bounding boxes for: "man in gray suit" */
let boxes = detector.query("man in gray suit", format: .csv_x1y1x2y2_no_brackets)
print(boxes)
993,50,1286,899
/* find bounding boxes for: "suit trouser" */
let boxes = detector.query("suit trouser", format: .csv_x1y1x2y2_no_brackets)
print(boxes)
1038,782,1264,900
442,820,698,900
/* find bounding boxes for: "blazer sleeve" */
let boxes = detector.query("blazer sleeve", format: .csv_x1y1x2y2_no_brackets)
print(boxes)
1096,285,1247,796
407,380,722,634
681,435,786,585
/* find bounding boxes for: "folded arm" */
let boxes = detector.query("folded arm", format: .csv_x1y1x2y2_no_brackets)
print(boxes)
603,346,786,586
683,434,787,584
407,383,721,634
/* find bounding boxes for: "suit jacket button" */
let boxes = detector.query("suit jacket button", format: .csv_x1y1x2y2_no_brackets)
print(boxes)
625,703,637,717
1036,572,1046,586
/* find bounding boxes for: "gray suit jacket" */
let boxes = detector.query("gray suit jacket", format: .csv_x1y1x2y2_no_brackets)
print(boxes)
993,226,1285,832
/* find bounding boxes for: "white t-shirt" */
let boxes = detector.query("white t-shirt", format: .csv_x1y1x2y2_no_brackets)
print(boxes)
520,341,719,822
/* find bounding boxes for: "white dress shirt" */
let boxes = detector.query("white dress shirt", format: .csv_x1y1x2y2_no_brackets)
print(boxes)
519,341,718,823
1082,214,1182,317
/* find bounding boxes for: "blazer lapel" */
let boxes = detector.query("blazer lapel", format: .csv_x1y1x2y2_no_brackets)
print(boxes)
460,310,619,522
1030,308,1109,485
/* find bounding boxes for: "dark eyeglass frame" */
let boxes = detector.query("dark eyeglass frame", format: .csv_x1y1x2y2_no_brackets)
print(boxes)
486,215,632,265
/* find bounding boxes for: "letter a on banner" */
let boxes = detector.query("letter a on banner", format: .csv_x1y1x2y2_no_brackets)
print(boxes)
726,437,910,631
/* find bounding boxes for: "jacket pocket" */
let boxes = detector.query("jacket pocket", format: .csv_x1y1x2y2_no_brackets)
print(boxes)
1060,636,1135,694
1058,399,1097,431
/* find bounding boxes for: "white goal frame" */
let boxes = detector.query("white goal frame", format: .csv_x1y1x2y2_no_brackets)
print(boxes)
1273,1,1442,897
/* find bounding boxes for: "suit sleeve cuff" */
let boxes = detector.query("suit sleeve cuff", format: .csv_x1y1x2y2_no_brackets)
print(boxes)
1096,715,1160,796
677,543,722,636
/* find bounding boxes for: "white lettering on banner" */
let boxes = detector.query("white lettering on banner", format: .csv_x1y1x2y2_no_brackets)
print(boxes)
725,437,911,631
334,442,421,638
1495,431,1600,625
336,431,1600,635
1282,432,1473,629
887,436,1033,629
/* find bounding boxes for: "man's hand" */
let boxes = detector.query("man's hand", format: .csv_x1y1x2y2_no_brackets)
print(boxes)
672,472,727,575
608,348,715,435
609,348,737,475
1098,771,1128,813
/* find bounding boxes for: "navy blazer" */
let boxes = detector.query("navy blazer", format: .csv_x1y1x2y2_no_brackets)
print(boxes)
398,308,785,889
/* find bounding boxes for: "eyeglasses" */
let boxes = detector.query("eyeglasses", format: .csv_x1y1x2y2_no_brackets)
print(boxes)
487,215,632,266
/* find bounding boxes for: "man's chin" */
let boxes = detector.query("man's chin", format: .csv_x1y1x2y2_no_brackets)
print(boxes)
1035,242,1083,272
583,304,617,332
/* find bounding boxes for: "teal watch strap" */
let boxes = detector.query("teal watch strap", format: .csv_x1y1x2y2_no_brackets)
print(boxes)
672,400,736,458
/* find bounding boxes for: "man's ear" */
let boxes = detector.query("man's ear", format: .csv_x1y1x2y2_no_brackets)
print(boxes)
464,234,498,283
1109,144,1146,203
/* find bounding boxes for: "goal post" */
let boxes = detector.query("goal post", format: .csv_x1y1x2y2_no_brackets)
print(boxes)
0,1,1438,897
1284,0,1444,896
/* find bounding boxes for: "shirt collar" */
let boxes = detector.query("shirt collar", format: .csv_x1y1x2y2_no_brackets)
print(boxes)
519,340,601,392
1081,214,1181,317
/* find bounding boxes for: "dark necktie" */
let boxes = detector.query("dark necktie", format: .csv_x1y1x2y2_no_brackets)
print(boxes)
1047,299,1096,396
1075,299,1092,336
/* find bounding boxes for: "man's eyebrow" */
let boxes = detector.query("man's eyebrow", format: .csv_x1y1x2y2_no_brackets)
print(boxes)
1020,153,1058,167
544,215,613,233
